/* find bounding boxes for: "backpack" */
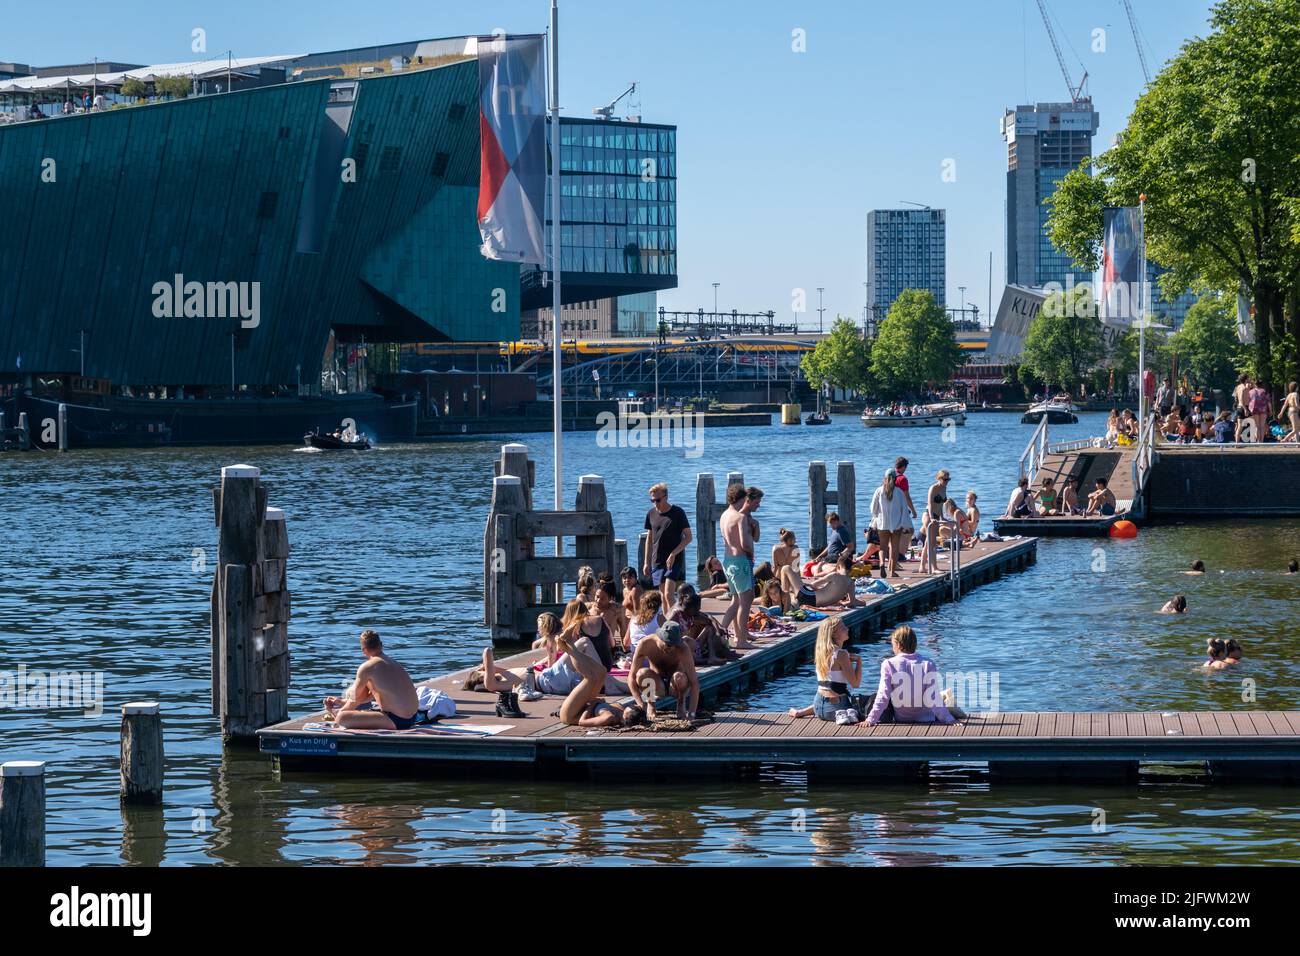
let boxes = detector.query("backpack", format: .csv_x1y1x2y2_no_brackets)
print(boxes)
1248,387,1270,415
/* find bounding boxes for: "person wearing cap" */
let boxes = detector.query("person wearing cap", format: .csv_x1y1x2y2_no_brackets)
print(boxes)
628,620,699,720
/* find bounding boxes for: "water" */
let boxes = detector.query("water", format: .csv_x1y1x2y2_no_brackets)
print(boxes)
3,411,1300,866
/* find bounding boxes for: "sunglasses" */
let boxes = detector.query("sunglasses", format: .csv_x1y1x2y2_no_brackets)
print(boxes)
650,496,665,503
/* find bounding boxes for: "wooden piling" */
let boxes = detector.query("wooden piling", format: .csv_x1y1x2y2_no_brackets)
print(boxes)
836,461,857,545
575,475,614,578
694,473,716,569
17,412,30,451
120,702,164,805
0,760,45,867
809,461,828,555
486,475,528,642
57,403,68,452
212,465,292,740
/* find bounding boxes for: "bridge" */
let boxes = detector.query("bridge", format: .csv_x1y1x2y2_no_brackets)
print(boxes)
534,337,814,396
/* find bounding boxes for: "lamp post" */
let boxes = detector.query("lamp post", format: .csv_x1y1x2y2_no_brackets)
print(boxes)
816,287,825,334
712,282,719,317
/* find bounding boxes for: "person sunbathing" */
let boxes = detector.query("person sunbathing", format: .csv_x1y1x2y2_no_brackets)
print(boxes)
1084,477,1116,517
666,585,738,666
697,555,731,599
797,553,863,608
553,625,624,727
619,566,644,618
324,630,420,730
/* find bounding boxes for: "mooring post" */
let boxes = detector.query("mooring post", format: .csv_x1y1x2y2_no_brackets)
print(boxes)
486,475,527,641
261,507,292,726
836,460,857,545
613,538,628,593
57,403,68,452
17,412,30,451
575,475,613,579
809,461,828,556
0,760,45,867
694,473,716,570
120,702,163,805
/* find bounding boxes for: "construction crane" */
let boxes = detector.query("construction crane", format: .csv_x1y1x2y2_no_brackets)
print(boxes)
1035,0,1089,104
1121,0,1153,84
593,82,637,120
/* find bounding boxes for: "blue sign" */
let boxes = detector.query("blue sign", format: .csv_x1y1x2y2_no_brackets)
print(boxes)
278,735,338,755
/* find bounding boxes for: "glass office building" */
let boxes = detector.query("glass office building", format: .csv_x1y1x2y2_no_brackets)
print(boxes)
865,208,946,327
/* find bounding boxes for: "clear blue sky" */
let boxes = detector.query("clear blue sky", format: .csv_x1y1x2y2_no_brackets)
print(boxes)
6,0,1218,327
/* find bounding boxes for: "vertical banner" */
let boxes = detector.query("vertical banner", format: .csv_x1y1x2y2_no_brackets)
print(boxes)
477,34,547,264
1096,206,1143,327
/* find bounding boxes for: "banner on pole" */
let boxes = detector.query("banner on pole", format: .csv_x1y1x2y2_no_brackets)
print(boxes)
477,35,547,264
1096,206,1143,326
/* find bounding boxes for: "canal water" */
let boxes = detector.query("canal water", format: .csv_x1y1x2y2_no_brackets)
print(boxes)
3,411,1300,865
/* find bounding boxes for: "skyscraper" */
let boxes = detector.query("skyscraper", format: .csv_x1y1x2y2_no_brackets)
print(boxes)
865,207,946,329
1001,101,1100,290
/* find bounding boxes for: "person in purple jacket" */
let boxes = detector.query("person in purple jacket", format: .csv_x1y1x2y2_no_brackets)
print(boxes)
864,626,956,727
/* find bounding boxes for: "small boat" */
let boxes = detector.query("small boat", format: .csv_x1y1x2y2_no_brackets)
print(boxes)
1021,396,1078,425
805,411,831,426
861,402,967,428
304,430,371,450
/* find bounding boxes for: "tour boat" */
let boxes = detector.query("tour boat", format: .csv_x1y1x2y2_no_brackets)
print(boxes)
1021,396,1078,425
860,402,967,428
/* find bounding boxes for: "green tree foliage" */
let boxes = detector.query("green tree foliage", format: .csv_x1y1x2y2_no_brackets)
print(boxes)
1168,291,1243,394
1045,0,1300,389
801,316,873,394
154,75,193,99
869,289,963,397
120,77,148,101
1020,286,1105,393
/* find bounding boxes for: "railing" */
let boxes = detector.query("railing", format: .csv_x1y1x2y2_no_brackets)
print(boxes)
1048,437,1097,454
1132,412,1158,507
1018,414,1050,484
948,530,962,602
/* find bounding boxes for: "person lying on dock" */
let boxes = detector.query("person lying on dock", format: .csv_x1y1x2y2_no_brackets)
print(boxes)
1005,477,1034,519
796,553,863,608
667,585,739,666
761,579,790,615
629,620,700,721
863,626,955,728
1083,477,1116,517
788,617,862,723
324,630,421,730
1160,594,1188,614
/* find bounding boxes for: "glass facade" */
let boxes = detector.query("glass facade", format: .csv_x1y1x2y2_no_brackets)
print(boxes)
546,118,677,278
866,208,946,321
1035,166,1088,287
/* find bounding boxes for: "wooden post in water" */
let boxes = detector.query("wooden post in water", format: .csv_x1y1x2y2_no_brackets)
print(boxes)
120,702,163,804
57,403,68,452
574,475,614,580
211,464,291,740
836,461,857,546
17,412,30,451
0,760,45,867
694,473,715,570
485,475,528,642
809,461,828,556
613,539,628,593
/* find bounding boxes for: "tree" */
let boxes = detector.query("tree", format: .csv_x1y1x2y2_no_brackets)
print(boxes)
154,75,192,99
801,316,873,394
120,77,148,101
869,289,963,397
1019,286,1106,394
1045,0,1300,390
1168,290,1242,394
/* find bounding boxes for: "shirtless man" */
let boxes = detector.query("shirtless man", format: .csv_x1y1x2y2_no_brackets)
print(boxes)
325,630,420,730
719,482,760,649
629,621,700,720
799,553,863,608
1084,477,1117,516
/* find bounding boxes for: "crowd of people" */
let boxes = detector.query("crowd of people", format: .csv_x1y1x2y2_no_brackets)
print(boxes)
1147,377,1300,444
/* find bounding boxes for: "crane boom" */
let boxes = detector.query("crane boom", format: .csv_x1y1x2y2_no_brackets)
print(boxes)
1035,0,1088,104
1122,0,1152,84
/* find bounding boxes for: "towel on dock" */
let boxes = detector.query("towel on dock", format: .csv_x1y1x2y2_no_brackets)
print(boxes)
857,578,895,595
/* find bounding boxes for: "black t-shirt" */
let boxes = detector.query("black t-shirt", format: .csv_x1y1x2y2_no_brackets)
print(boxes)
645,504,690,567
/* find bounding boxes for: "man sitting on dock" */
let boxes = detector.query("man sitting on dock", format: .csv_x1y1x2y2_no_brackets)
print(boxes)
1083,477,1117,517
629,620,700,721
798,553,863,608
811,511,852,569
1004,477,1034,519
324,630,420,730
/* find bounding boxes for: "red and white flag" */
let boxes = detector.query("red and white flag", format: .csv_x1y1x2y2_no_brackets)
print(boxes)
477,35,547,264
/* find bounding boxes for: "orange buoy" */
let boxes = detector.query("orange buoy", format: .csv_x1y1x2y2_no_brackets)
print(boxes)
1109,520,1138,539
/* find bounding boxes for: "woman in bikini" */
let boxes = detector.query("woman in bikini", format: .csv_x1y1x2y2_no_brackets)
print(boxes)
920,469,951,574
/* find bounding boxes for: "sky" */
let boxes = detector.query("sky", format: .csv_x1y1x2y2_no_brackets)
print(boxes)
4,0,1221,327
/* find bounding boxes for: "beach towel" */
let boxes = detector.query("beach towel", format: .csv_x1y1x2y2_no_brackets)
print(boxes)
857,578,895,595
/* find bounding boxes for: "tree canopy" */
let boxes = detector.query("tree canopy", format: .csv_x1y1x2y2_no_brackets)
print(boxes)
1019,286,1105,394
801,316,873,394
1168,290,1243,394
1044,0,1300,389
869,289,963,397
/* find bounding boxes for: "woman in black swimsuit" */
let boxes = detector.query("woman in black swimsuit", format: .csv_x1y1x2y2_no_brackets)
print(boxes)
920,469,951,574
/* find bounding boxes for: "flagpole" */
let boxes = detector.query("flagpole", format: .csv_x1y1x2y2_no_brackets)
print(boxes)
1138,194,1147,428
549,0,563,516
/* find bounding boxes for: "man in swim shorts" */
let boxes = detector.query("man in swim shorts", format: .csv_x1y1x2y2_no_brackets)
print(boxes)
324,630,420,730
629,621,699,720
719,483,762,649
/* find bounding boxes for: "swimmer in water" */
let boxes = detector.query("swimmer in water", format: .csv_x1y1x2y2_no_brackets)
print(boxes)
1203,639,1233,670
1184,560,1205,575
1159,594,1187,614
1224,639,1243,661
1288,559,1298,574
